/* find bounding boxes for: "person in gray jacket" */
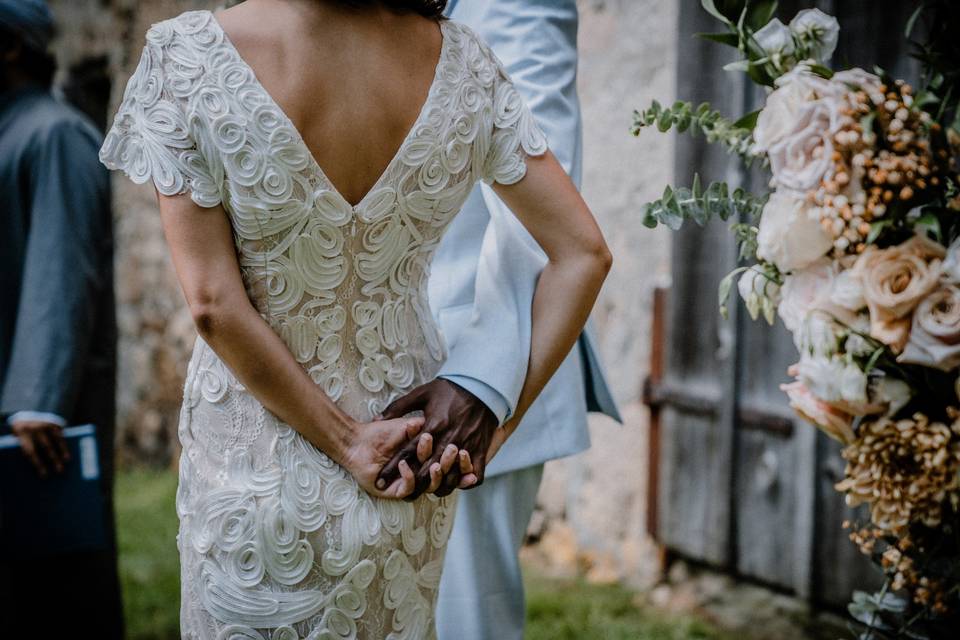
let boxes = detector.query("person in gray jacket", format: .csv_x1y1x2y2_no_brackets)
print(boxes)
376,1,621,638
0,1,122,635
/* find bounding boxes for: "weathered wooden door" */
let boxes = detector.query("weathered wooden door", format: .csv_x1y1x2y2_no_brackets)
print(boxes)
653,0,922,605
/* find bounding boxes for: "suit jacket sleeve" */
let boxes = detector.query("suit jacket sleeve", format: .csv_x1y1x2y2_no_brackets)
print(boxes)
436,0,581,420
0,120,111,420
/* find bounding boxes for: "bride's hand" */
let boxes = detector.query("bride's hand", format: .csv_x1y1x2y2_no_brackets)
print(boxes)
341,417,460,499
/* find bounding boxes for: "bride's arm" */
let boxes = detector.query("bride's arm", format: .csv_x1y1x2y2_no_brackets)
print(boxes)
156,192,444,497
487,151,612,455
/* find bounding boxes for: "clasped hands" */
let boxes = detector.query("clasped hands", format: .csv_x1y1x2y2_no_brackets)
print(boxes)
343,378,509,500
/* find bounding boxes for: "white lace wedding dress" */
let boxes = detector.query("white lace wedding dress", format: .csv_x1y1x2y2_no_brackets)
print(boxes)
100,10,545,640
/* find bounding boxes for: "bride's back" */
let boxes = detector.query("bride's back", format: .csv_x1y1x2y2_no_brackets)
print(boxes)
215,0,443,207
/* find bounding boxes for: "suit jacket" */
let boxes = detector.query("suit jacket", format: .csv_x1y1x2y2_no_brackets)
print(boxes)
434,0,620,477
0,86,116,482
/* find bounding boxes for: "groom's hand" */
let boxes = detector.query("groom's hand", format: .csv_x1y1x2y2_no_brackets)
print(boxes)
376,378,498,500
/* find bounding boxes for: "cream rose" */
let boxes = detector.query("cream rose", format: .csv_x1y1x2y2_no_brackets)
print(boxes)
757,191,833,272
854,234,945,351
754,65,841,192
781,380,855,443
899,285,960,371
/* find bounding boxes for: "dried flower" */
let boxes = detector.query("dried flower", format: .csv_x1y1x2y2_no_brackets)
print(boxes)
836,411,960,533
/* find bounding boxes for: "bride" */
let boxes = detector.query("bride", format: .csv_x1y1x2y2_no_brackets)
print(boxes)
100,0,610,637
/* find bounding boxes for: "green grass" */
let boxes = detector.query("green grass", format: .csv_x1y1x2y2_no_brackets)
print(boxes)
116,469,730,640
116,468,181,639
525,573,733,640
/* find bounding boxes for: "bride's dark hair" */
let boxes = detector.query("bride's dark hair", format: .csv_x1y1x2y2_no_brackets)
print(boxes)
333,0,447,19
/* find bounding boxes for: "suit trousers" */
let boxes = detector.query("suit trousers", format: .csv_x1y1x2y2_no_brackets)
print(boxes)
435,464,544,640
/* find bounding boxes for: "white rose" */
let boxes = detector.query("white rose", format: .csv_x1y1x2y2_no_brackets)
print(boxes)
831,68,883,95
828,269,866,312
754,18,796,57
757,191,833,272
789,9,840,63
777,258,835,332
754,65,842,192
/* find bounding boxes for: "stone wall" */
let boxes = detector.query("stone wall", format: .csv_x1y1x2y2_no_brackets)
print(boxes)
45,0,679,566
49,0,223,463
529,0,677,586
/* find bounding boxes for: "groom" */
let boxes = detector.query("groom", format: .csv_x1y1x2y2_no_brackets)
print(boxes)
378,1,621,638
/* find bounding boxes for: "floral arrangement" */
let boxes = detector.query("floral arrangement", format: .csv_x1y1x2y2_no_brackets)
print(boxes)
633,1,960,637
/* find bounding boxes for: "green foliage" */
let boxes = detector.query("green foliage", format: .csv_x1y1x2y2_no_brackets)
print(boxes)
525,572,734,640
906,0,960,135
639,176,768,231
632,100,756,159
731,222,759,262
116,468,181,640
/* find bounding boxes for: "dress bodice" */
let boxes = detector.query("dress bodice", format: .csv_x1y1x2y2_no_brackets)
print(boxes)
100,10,546,420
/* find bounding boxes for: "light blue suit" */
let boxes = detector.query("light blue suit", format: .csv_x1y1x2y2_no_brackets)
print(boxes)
432,1,620,637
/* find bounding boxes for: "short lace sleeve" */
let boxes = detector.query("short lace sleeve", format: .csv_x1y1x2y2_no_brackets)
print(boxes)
99,26,222,208
480,50,549,186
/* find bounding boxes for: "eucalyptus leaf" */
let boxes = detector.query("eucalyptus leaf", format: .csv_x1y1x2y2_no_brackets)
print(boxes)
866,219,892,244
697,31,741,47
638,178,767,231
745,0,778,31
733,109,761,130
700,0,733,25
807,64,835,79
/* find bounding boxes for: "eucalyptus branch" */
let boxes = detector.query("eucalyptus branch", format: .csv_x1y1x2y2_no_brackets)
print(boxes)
631,100,758,160
639,175,767,230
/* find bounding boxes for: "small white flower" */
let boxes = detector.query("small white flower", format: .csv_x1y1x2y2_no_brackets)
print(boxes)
755,18,796,58
789,8,840,63
838,361,869,405
796,354,846,402
796,312,841,356
871,376,912,416
738,267,781,323
844,333,873,357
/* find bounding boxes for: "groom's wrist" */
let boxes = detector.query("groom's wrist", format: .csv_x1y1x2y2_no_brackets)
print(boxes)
437,375,509,425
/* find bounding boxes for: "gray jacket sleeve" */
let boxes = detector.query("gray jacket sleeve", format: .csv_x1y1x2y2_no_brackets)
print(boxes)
0,120,111,420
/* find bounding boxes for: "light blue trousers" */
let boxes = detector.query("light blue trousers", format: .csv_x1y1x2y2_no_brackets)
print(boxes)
435,464,545,640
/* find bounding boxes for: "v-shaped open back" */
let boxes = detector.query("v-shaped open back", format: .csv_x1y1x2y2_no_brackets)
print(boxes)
208,10,448,210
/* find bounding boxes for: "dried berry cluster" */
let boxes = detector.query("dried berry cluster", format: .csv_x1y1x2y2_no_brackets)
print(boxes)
846,522,955,615
813,80,950,257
